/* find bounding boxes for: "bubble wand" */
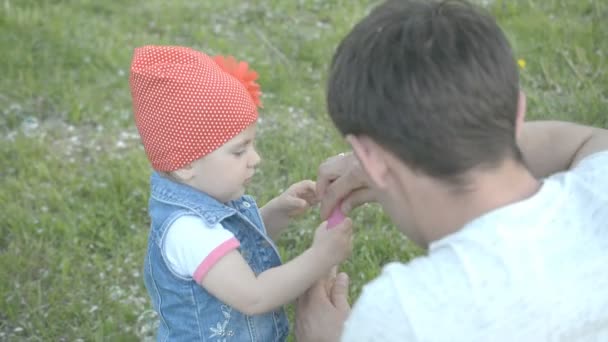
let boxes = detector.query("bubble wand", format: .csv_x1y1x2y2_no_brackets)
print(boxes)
327,200,346,229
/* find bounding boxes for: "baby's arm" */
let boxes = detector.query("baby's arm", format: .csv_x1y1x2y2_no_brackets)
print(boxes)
200,219,352,316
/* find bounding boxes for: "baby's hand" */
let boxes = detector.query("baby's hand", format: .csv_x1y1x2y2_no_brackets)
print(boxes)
276,180,319,218
262,180,319,237
312,219,353,266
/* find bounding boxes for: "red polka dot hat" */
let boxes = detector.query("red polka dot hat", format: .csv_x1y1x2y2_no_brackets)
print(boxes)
129,45,262,172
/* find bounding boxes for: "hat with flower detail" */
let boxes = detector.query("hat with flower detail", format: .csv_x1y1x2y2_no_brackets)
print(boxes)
129,45,262,172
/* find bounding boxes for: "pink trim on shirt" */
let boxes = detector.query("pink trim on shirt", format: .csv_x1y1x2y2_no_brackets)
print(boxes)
193,237,240,283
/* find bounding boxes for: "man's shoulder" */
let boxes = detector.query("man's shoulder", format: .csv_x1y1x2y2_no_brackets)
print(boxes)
359,262,413,300
352,260,433,314
356,254,469,315
375,254,472,300
342,262,417,341
344,257,472,341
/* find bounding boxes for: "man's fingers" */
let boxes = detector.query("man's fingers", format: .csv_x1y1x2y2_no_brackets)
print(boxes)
319,176,352,219
321,180,376,219
309,278,335,308
331,272,351,313
341,188,376,213
329,265,338,278
316,153,352,198
324,266,339,295
320,172,366,219
297,282,314,308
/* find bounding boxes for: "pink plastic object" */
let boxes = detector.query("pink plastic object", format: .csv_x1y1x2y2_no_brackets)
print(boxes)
327,206,345,229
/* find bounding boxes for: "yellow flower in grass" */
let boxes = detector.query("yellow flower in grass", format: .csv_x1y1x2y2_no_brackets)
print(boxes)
517,58,526,69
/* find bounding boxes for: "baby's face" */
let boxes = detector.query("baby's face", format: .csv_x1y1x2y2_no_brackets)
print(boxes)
184,123,260,202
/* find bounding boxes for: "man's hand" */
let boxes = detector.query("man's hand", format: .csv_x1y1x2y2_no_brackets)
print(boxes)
317,152,375,220
295,269,351,342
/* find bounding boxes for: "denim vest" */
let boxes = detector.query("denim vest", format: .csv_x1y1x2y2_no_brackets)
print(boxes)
143,172,289,341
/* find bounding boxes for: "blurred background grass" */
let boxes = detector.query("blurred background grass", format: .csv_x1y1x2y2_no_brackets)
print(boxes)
1,0,606,340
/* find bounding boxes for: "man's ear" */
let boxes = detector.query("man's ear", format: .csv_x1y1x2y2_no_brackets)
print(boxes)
172,164,194,181
515,90,527,138
346,134,390,189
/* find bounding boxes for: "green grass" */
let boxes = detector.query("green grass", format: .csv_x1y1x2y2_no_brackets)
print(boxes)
1,0,606,340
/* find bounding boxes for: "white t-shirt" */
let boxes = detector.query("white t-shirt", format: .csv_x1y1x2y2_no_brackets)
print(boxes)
163,215,240,283
342,151,608,342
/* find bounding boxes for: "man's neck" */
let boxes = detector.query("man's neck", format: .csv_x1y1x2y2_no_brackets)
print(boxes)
423,159,542,245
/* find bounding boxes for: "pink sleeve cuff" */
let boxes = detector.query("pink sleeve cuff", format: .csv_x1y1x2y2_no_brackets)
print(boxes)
193,237,240,283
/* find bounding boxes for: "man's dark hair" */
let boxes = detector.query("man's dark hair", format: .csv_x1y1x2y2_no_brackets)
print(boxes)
327,0,522,183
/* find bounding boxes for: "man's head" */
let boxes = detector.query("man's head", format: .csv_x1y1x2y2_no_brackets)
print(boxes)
326,0,527,244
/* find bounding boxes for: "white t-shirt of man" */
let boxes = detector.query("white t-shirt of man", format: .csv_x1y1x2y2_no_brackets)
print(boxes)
342,151,608,342
163,215,240,284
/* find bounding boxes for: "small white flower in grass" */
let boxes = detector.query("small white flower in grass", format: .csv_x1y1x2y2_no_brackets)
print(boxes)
6,131,16,141
109,285,124,300
21,117,39,136
8,103,23,113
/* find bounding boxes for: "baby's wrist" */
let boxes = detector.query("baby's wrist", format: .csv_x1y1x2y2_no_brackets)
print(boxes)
309,243,336,269
260,198,278,216
261,201,281,226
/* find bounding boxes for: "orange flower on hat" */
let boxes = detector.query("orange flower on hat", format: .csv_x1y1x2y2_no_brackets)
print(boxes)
213,55,263,108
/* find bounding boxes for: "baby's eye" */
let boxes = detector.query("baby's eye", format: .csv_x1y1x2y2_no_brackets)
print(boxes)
233,150,246,157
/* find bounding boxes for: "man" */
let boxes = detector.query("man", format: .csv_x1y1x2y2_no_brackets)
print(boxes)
295,0,608,341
